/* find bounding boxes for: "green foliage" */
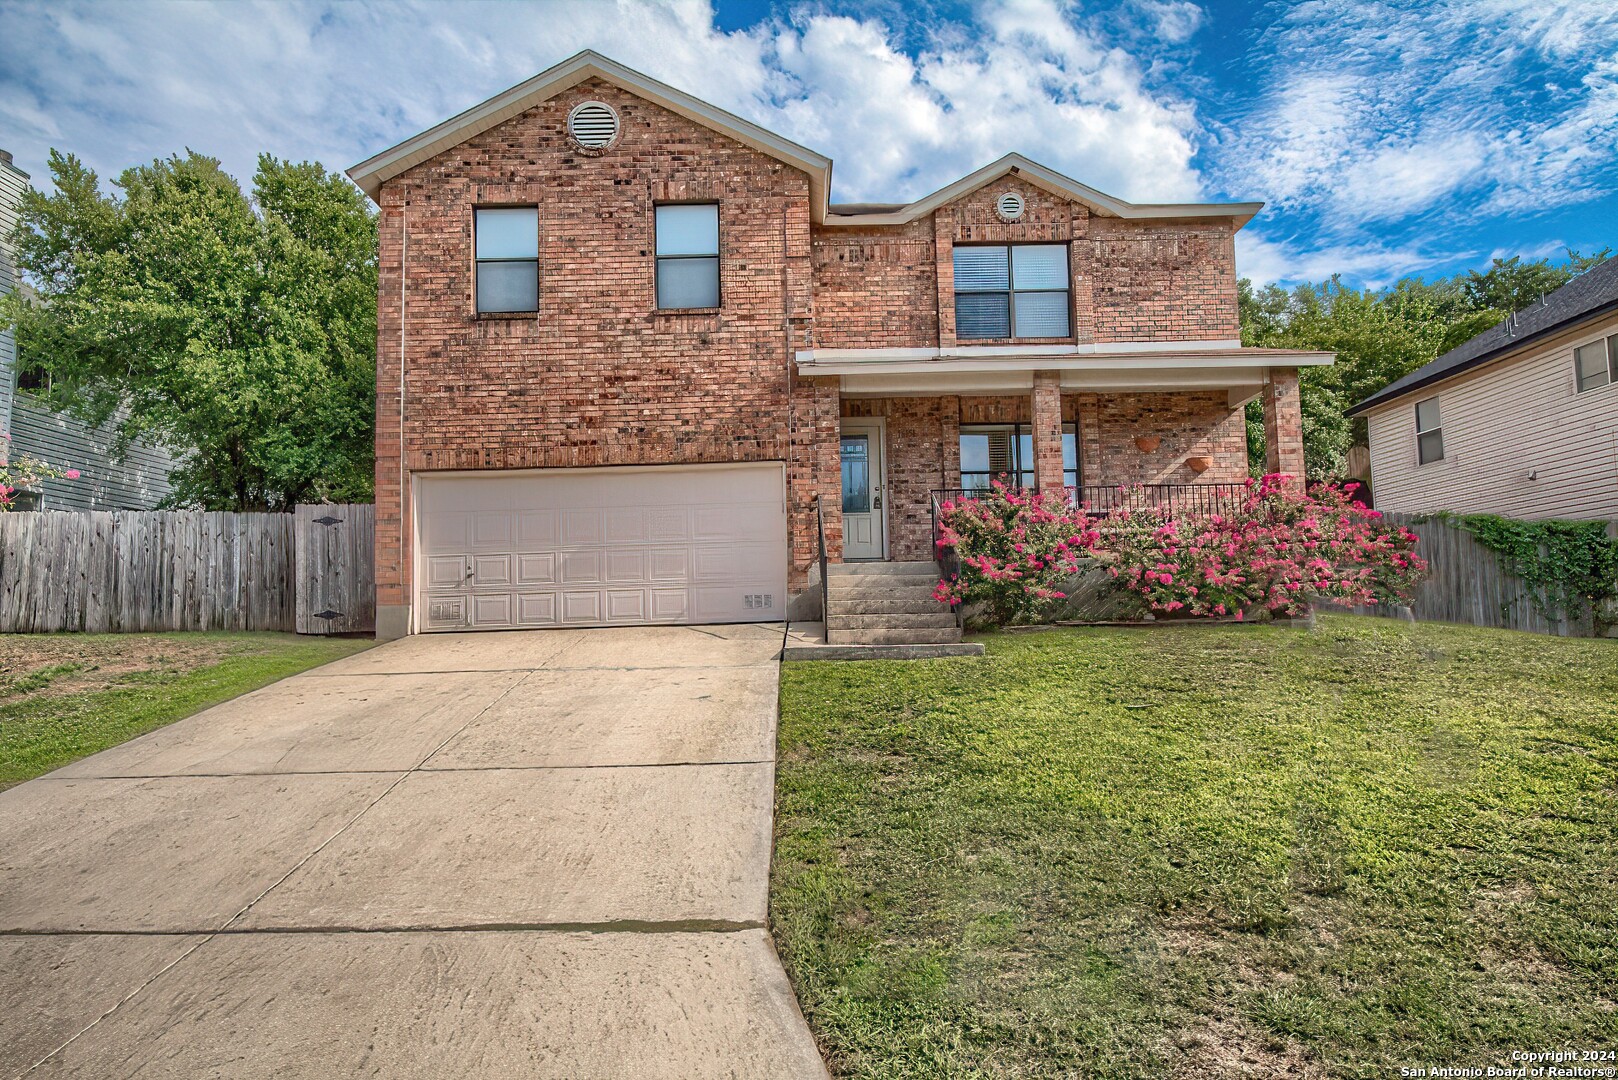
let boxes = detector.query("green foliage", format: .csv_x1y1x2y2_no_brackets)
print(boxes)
1239,250,1610,481
0,150,378,510
1453,514,1618,628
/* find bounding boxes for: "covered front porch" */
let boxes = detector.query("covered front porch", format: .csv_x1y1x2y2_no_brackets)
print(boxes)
793,343,1328,576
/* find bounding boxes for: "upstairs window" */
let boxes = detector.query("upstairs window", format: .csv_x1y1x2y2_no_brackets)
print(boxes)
1415,396,1444,464
959,423,1078,490
655,203,720,309
954,244,1071,340
474,207,538,314
1574,334,1617,392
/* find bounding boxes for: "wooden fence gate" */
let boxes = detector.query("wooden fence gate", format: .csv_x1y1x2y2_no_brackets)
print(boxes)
0,505,375,635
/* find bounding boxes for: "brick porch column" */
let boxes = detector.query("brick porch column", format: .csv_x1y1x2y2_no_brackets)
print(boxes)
1262,368,1306,482
1032,370,1066,491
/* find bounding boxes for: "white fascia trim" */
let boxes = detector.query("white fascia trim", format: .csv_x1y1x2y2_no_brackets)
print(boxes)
801,340,1243,362
797,345,1333,375
839,369,1272,397
820,154,1264,230
348,50,833,218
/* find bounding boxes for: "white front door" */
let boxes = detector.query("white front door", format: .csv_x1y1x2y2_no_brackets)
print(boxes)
840,421,886,560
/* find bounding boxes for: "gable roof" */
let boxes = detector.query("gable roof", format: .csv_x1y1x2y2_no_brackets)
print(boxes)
347,50,834,216
348,54,1261,232
1347,257,1618,416
821,154,1263,229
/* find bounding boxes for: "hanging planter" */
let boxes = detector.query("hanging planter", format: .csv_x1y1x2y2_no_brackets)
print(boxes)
1134,435,1161,453
1185,456,1211,474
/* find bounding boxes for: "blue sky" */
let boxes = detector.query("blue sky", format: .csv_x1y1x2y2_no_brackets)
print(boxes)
2,0,1616,287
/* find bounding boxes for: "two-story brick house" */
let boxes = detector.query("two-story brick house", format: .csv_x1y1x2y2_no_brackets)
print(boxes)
350,51,1328,639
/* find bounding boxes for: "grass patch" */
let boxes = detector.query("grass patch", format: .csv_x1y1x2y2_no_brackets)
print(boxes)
773,615,1618,1078
0,632,372,789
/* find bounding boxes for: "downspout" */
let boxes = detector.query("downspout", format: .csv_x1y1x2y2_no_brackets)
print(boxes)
398,209,409,632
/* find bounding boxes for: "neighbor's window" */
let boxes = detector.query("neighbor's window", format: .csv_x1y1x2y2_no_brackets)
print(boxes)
474,207,539,314
1415,396,1444,464
953,244,1071,339
959,423,1077,490
1574,334,1617,393
655,203,720,309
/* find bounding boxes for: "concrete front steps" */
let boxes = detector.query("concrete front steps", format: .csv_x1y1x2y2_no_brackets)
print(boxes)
825,561,967,647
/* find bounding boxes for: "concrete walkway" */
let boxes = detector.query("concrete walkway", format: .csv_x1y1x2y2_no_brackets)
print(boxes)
0,624,827,1079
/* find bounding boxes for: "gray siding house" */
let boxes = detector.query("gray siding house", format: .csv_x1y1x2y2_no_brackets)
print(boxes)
1,148,175,510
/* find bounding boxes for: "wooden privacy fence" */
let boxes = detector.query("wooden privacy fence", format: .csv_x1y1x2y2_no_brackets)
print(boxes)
0,505,375,635
1349,512,1617,638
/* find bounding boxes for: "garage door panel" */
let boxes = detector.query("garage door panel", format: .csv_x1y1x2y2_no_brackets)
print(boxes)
562,591,602,623
517,593,557,625
472,512,514,549
563,510,602,545
606,590,646,621
471,594,513,626
518,511,557,546
559,550,602,584
426,556,467,591
605,550,646,583
416,465,786,632
472,555,512,586
516,553,555,584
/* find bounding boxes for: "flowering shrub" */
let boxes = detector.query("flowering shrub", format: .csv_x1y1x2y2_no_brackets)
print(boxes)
1095,475,1426,620
0,434,76,511
932,482,1099,625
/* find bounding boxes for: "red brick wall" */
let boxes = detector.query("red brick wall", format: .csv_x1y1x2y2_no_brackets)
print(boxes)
1088,217,1239,342
1074,390,1249,485
811,219,936,348
374,79,816,606
839,390,1248,560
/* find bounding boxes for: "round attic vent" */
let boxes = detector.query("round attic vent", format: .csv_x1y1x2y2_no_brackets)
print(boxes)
567,101,620,149
995,191,1026,222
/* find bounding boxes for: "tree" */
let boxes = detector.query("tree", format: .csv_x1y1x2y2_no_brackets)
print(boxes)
1239,249,1610,479
0,150,377,510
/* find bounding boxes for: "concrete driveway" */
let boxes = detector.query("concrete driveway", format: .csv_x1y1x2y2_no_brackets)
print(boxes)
0,624,827,1079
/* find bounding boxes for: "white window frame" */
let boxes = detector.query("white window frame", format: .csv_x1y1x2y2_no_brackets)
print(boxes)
653,202,721,311
953,243,1073,341
1573,331,1618,394
1414,395,1444,466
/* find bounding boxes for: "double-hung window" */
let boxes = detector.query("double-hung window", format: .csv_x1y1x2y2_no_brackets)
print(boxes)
1415,396,1444,465
954,244,1071,339
655,203,720,309
959,424,1078,490
1574,334,1617,392
474,207,539,314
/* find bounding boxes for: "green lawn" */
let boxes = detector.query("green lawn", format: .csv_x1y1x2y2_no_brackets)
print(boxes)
0,632,373,789
773,615,1618,1078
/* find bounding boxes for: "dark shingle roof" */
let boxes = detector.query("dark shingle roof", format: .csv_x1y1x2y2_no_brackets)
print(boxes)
1347,257,1618,416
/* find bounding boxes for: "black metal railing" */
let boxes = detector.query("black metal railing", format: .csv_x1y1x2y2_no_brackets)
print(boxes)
814,493,829,622
930,482,1248,519
929,490,964,628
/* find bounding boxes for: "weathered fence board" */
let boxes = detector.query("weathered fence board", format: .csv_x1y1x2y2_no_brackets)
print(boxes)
294,504,376,635
1342,513,1613,638
0,505,374,635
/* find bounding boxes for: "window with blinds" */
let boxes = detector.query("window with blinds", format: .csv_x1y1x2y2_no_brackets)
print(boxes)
959,424,1078,490
953,244,1071,339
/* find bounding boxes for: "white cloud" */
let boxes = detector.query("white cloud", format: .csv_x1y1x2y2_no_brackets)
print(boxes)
0,0,1204,205
1227,0,1618,229
1237,230,1463,289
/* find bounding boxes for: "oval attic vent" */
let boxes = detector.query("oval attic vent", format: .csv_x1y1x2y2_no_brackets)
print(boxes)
995,191,1026,222
568,101,620,149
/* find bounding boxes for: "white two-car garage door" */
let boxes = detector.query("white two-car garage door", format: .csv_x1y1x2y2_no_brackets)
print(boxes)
414,463,787,632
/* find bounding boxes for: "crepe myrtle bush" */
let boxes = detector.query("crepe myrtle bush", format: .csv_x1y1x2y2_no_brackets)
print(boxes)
0,435,77,511
1095,474,1426,620
932,481,1100,626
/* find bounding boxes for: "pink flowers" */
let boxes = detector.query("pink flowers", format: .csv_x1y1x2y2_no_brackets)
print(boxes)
933,480,1101,625
1091,474,1427,621
64,469,81,480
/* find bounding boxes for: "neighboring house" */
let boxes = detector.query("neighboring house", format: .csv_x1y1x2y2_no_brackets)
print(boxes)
1349,258,1618,520
348,51,1330,640
0,148,175,511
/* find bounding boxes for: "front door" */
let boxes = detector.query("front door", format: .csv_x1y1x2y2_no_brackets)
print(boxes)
840,421,886,560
